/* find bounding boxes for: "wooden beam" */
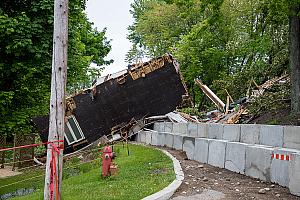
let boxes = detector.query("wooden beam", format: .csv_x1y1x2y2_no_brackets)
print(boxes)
44,0,68,199
195,79,225,110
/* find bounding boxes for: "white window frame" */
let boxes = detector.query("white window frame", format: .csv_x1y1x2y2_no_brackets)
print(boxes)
64,115,85,145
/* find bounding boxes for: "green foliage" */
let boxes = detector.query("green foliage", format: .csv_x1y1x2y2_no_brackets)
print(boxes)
127,0,294,110
0,0,112,136
3,144,174,200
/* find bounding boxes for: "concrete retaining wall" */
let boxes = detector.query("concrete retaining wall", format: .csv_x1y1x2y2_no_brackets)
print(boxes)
225,142,248,174
208,140,227,168
173,135,183,150
245,145,273,181
164,122,173,133
145,131,152,145
164,133,174,148
148,122,300,196
197,123,208,138
153,122,300,151
153,122,165,132
284,126,300,150
289,153,300,196
208,124,223,139
187,123,198,137
240,124,260,144
194,138,211,164
260,125,283,147
183,137,195,160
223,124,240,142
271,148,299,187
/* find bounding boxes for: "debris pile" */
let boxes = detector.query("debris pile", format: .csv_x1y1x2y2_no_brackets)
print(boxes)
193,74,290,124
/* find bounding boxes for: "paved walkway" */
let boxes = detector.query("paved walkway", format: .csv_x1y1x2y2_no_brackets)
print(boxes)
172,189,225,200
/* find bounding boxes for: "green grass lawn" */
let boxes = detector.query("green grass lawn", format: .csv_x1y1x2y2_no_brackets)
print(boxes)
0,144,175,200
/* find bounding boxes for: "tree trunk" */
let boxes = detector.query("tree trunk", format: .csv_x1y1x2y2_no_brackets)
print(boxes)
290,4,300,113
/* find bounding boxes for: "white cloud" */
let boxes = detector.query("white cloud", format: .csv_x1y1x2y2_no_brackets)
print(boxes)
86,0,135,76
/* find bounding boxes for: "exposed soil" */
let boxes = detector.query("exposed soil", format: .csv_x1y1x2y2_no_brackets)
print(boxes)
249,108,300,126
0,166,22,178
161,147,300,200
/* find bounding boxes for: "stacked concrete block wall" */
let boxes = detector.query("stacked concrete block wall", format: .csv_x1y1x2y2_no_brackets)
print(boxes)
245,145,274,181
153,122,165,132
225,142,248,174
289,153,300,196
187,123,198,137
164,122,173,133
208,139,227,168
172,123,187,135
152,122,300,151
148,122,300,196
173,135,184,150
284,126,300,149
197,123,208,138
145,131,152,145
271,148,300,187
240,124,260,144
260,125,283,147
208,124,224,139
194,138,211,164
223,125,240,142
183,137,195,160
164,133,174,148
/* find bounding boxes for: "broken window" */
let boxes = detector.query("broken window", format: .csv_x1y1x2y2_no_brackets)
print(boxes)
64,115,85,145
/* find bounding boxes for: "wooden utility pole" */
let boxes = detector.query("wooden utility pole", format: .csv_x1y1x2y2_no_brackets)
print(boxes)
44,0,68,199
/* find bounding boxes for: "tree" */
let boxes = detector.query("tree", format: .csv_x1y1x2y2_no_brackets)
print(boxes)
127,0,293,110
289,3,300,113
0,0,112,136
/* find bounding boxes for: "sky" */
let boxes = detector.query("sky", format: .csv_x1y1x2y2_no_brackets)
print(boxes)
86,0,135,76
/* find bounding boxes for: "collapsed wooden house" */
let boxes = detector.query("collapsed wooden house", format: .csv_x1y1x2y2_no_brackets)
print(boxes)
33,54,189,154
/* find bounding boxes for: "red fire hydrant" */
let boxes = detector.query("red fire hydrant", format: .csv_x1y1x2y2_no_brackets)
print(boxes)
102,145,117,177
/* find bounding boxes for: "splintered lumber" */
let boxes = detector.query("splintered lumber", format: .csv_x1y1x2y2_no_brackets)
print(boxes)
226,108,245,124
225,96,230,115
195,78,225,111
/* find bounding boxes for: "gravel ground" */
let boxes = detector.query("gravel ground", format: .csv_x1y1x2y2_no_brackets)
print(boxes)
161,147,300,200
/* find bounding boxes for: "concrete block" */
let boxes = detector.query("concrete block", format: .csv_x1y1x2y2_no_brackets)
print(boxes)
164,122,173,133
140,131,147,143
197,123,208,138
284,126,300,150
183,137,195,160
260,125,283,147
289,152,300,196
271,148,300,187
240,124,260,144
145,131,152,145
194,138,211,164
164,133,174,148
173,135,183,150
151,131,159,146
136,132,141,143
225,142,248,174
187,123,198,137
153,122,165,132
157,132,166,146
208,139,227,168
223,124,240,142
208,124,223,139
172,123,187,135
245,145,274,181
